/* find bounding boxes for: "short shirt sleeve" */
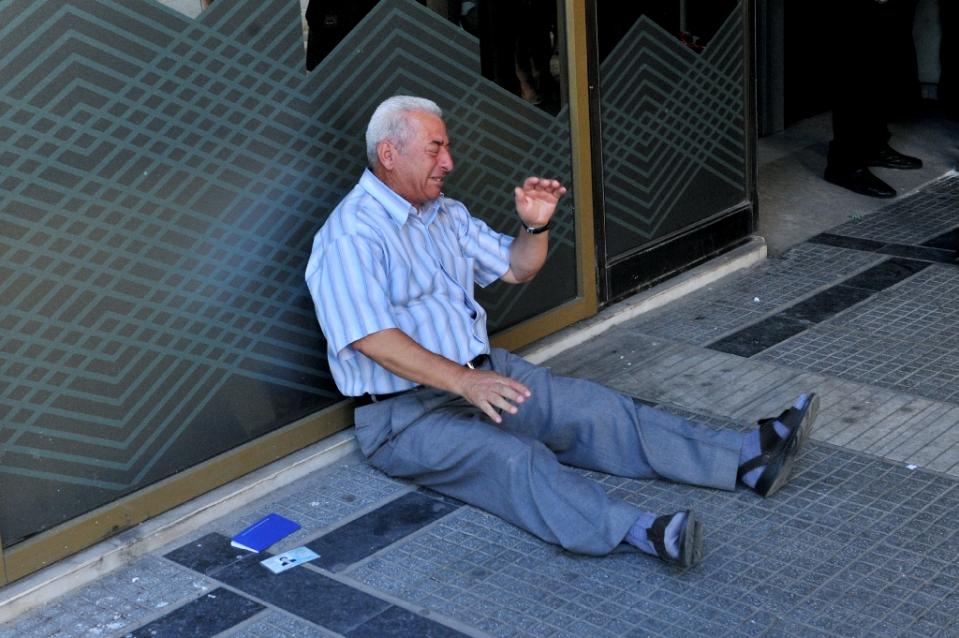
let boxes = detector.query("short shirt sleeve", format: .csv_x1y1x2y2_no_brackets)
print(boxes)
447,201,514,288
305,233,398,357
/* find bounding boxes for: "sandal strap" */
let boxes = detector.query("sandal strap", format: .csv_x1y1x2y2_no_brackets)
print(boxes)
758,413,787,449
738,409,797,479
648,514,673,562
738,452,769,478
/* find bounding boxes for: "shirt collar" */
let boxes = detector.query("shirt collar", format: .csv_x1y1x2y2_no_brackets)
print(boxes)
359,168,443,226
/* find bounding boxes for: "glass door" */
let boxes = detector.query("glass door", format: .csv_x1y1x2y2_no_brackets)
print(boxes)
591,0,756,301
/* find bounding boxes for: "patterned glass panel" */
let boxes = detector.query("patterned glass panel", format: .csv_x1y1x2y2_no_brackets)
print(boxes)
0,0,576,546
596,0,747,261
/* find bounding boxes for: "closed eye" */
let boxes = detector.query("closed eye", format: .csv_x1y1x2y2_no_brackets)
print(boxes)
427,140,449,155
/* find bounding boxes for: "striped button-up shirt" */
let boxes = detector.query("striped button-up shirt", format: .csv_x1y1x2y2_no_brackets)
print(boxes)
305,169,513,396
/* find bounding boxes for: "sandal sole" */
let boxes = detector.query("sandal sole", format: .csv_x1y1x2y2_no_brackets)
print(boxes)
678,511,705,568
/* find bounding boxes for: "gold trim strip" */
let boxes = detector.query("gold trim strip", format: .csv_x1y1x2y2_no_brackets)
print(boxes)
493,0,597,350
565,0,598,317
0,528,6,587
2,402,353,584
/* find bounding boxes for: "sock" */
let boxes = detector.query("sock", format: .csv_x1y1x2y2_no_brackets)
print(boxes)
739,394,808,488
625,511,687,560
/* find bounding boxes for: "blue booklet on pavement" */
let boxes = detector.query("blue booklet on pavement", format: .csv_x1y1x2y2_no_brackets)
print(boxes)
231,513,300,552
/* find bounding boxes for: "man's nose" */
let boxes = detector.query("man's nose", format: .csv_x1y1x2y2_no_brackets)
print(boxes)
439,147,454,172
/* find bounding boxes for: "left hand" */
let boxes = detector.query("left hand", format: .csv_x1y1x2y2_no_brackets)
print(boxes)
514,177,567,228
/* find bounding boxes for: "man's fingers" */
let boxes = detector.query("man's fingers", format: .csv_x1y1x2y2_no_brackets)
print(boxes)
461,370,532,423
520,177,566,195
488,375,530,401
478,400,503,424
489,392,519,415
502,379,531,400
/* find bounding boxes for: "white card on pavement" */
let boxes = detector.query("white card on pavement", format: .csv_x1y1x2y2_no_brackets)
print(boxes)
259,546,320,574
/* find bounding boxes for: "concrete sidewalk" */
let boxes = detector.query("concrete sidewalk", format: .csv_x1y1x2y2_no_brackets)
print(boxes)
2,174,958,637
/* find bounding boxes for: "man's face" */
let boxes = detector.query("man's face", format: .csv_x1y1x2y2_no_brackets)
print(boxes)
383,111,454,207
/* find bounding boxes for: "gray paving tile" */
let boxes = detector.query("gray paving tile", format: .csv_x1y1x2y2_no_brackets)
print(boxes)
828,185,959,245
344,439,959,637
628,243,886,346
210,458,409,553
759,266,959,405
0,555,212,638
221,610,339,637
543,327,679,382
559,323,959,483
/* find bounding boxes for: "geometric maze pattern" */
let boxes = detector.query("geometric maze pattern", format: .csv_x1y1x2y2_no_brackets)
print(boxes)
0,0,576,545
599,4,747,260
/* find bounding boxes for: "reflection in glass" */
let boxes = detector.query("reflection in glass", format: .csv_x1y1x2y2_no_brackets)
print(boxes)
595,0,747,261
475,0,562,113
597,0,739,61
302,0,564,113
157,0,210,19
305,0,380,71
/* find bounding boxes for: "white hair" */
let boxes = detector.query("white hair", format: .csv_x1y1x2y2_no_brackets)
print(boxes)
365,96,443,167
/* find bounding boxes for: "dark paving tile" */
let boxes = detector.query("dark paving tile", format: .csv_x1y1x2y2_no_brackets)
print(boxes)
420,487,467,508
841,257,930,291
123,588,263,638
164,533,242,576
707,315,808,357
308,491,460,572
809,232,956,264
346,605,468,638
877,244,956,264
165,533,391,634
808,233,885,252
779,284,874,323
922,228,959,251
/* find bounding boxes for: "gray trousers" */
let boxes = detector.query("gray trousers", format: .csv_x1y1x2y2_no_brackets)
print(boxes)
353,348,743,555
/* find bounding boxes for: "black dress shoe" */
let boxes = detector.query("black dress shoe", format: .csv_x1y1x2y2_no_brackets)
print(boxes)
824,166,896,198
868,145,923,170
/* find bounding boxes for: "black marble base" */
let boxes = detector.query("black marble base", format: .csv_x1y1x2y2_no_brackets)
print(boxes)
709,256,931,356
810,232,955,264
843,257,930,291
166,533,390,633
308,491,459,572
708,315,808,357
163,531,469,637
124,588,262,638
780,285,873,323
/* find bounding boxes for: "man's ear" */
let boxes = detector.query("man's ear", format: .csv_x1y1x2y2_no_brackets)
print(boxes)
376,140,394,170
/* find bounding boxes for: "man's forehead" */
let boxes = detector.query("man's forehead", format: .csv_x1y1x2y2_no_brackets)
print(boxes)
410,111,447,136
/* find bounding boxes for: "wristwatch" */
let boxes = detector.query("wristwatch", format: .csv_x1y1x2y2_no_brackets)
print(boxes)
522,220,551,234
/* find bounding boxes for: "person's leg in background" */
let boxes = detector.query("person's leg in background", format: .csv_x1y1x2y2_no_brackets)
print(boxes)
941,0,959,120
824,0,922,198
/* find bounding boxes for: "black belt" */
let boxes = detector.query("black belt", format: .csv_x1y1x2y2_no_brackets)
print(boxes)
354,353,490,407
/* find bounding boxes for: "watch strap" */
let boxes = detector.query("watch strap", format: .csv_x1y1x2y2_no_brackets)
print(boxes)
523,220,551,235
